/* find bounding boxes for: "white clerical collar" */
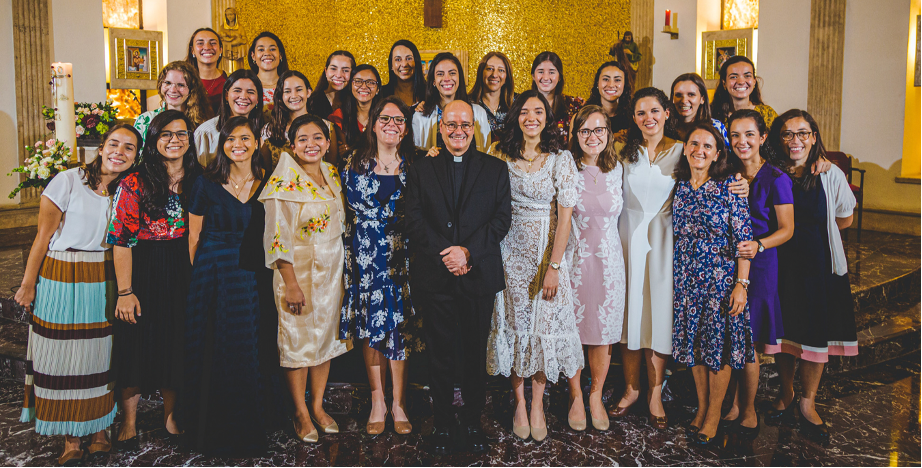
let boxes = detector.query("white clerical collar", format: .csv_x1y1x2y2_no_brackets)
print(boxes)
453,155,463,162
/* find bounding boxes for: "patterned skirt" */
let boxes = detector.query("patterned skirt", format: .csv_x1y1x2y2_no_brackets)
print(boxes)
20,250,117,437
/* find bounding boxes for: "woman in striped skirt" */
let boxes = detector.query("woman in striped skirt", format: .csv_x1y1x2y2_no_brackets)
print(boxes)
15,124,142,465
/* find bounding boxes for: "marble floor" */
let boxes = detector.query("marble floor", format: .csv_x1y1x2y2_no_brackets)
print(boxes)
0,352,919,467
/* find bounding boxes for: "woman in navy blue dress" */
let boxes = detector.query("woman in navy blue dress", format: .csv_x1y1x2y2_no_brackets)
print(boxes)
184,116,273,455
340,96,423,435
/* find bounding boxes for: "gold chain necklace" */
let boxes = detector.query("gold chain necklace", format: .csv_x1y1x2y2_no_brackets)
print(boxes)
228,173,253,200
584,165,601,185
522,153,544,172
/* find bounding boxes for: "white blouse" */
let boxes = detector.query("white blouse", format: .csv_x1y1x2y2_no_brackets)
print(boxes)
43,168,112,252
819,165,856,276
194,116,220,167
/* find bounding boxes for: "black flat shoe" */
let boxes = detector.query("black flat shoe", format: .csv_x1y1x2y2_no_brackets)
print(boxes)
115,435,139,453
431,429,451,455
798,413,830,444
467,426,488,453
736,414,761,441
765,403,795,426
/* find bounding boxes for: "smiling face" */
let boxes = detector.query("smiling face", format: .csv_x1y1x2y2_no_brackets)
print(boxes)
673,80,703,122
729,117,765,162
292,122,330,165
633,96,670,138
685,128,719,172
223,125,256,165
351,69,379,104
483,56,507,93
325,55,352,92
160,70,189,109
439,101,474,155
725,61,755,101
193,30,221,66
282,76,311,113
227,78,258,117
518,97,547,139
433,60,459,99
374,103,407,147
781,116,815,166
99,128,139,175
156,119,190,161
532,61,559,94
578,112,609,157
251,37,280,73
391,45,415,81
597,66,624,103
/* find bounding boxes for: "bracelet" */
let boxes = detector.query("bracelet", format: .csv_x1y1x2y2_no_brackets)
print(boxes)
736,278,750,290
118,286,132,295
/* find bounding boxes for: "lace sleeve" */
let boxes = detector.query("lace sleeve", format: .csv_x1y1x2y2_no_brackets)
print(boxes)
554,151,579,208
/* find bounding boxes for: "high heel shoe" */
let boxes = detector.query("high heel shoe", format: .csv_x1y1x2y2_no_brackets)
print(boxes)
736,414,761,441
293,421,319,443
765,401,795,426
391,406,412,435
366,409,386,435
591,410,610,431
607,400,637,418
513,402,530,440
648,413,668,430
692,431,720,447
311,414,339,434
797,411,829,443
568,414,587,432
530,418,548,443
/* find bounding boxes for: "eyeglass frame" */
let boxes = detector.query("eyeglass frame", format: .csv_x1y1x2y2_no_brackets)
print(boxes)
158,130,190,142
577,127,609,139
352,78,380,89
780,131,814,142
377,115,407,126
441,121,475,132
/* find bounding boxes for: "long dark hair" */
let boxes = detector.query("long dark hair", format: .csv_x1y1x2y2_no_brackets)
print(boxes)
726,108,778,167
670,73,713,124
384,40,425,103
585,61,633,120
246,31,290,75
711,56,765,123
287,114,332,150
350,96,416,174
674,123,738,182
421,52,469,117
137,110,202,214
619,87,678,164
530,51,567,119
469,51,515,111
340,64,383,148
310,50,356,111
266,70,313,147
769,109,825,190
185,27,223,71
495,90,561,161
219,69,264,130
569,105,619,173
84,123,143,194
204,116,265,185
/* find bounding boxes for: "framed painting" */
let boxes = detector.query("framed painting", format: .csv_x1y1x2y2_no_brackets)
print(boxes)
106,27,163,89
701,28,755,89
419,50,469,79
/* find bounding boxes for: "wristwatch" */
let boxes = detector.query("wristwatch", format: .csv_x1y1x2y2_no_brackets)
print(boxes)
756,239,765,253
549,262,561,270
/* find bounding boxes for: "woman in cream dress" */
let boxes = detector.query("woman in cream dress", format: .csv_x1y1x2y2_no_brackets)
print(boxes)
260,114,352,443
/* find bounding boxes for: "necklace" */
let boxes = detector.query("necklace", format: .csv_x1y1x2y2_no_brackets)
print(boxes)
745,160,765,184
377,156,400,173
584,165,601,185
522,153,543,172
228,173,253,200
202,74,223,95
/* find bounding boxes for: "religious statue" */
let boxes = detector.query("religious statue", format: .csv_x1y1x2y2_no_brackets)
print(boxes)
217,6,247,69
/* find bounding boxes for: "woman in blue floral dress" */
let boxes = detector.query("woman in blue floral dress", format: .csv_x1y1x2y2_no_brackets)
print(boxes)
341,96,422,435
672,124,754,445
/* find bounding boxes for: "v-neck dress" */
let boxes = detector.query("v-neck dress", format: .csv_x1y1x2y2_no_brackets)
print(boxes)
184,175,274,454
260,152,352,367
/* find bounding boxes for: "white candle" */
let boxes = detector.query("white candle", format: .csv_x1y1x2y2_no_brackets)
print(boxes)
51,62,77,161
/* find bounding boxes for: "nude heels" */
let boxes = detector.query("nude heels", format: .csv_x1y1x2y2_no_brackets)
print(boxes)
293,421,319,443
311,414,339,434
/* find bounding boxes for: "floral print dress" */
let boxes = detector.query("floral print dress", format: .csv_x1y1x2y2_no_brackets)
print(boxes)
339,160,422,361
672,177,755,372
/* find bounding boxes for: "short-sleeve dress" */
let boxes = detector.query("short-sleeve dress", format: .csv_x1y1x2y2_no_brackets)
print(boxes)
672,178,755,372
487,150,584,380
106,171,191,392
259,152,352,367
183,176,274,454
567,163,626,346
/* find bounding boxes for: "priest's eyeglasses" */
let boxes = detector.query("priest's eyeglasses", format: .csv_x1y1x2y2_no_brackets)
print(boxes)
159,130,190,141
577,127,609,138
780,131,814,142
442,122,474,132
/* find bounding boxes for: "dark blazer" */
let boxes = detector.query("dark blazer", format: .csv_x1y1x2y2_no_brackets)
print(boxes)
405,147,511,296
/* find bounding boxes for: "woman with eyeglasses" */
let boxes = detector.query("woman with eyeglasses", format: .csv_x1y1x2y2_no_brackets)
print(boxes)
487,90,582,442
468,51,516,137
261,70,339,170
564,105,625,432
711,56,777,128
584,61,633,135
260,114,352,444
380,40,426,107
195,69,264,167
309,50,356,121
766,109,857,444
107,110,202,451
135,61,213,144
329,64,382,159
185,28,226,115
341,96,423,435
412,52,491,152
530,51,584,145
247,32,290,112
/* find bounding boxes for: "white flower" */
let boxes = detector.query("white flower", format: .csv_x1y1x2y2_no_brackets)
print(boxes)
76,125,85,136
37,167,51,179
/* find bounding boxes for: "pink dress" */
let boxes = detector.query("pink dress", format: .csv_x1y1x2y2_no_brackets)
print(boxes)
567,164,626,345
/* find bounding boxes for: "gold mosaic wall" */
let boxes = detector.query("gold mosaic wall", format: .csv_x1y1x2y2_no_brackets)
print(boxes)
237,0,630,99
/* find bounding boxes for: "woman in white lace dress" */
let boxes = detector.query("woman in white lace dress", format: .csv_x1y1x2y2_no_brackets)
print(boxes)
565,105,625,432
487,90,583,442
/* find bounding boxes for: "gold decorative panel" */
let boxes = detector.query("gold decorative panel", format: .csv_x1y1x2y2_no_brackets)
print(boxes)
237,0,630,98
102,0,139,29
722,0,758,30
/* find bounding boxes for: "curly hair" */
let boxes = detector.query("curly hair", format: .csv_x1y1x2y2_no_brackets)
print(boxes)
495,90,561,160
618,87,678,164
136,110,202,215
246,31,290,76
156,61,213,128
674,123,739,182
569,105,619,173
710,56,766,123
83,123,143,195
349,96,416,174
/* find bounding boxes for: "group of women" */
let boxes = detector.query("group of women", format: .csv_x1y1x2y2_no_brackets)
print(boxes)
15,28,858,465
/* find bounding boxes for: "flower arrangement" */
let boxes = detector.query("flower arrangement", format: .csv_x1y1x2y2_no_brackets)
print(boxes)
42,100,118,139
7,138,71,199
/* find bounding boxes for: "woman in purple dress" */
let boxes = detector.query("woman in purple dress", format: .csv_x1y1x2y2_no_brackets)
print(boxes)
719,109,794,440
672,124,754,445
